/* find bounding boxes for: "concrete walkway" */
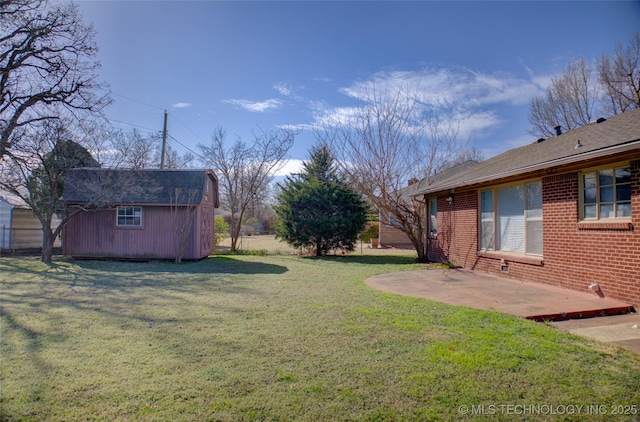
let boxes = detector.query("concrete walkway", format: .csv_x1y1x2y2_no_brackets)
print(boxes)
366,268,640,353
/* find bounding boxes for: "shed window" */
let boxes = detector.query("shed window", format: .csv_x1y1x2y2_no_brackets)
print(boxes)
117,206,142,227
479,181,542,256
581,166,631,220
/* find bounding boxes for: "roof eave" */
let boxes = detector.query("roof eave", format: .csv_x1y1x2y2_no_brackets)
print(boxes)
415,139,640,197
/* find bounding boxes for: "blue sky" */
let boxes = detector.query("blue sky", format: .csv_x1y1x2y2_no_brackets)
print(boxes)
76,1,640,174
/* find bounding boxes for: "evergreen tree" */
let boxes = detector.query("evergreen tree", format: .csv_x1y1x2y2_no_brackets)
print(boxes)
274,144,368,256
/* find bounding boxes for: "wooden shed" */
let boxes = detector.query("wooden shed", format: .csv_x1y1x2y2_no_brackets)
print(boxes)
0,193,62,251
62,169,219,260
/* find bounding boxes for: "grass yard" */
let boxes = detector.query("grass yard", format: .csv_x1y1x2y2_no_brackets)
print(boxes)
1,254,640,421
216,234,417,257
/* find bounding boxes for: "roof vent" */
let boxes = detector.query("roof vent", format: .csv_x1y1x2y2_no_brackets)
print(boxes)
596,117,607,124
554,126,562,136
537,138,546,143
574,140,583,149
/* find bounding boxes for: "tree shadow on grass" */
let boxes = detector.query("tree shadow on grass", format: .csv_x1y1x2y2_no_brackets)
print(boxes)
69,256,289,276
302,255,422,266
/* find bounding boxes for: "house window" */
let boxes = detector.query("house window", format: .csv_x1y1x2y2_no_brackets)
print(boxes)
117,206,142,227
581,166,631,220
479,181,542,256
480,190,495,251
428,197,437,236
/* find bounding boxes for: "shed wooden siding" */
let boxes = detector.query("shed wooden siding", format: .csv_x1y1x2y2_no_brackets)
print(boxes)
64,205,210,260
62,169,219,260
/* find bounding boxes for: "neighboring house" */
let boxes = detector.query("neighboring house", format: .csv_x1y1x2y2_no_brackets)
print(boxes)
62,169,219,260
0,193,62,251
378,161,479,249
415,108,640,306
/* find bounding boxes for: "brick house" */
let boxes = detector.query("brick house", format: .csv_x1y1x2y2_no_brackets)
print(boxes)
62,169,219,260
414,108,640,306
378,161,478,249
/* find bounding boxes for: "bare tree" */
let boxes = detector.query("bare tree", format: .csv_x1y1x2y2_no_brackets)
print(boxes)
599,32,640,115
0,119,99,262
0,115,158,262
199,127,294,251
0,0,110,160
528,58,603,139
169,188,199,264
161,145,195,169
529,33,640,139
317,82,468,262
110,129,160,169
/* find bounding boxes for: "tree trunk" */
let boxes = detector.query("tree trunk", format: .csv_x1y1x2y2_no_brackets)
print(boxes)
41,227,55,264
230,220,240,251
406,227,429,263
229,210,245,252
415,240,428,263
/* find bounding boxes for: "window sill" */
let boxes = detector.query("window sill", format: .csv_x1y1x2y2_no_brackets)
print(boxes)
477,250,544,266
577,220,633,231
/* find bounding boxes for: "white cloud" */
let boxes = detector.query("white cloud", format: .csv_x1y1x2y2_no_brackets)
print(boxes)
271,159,305,177
172,102,192,109
341,68,541,109
223,98,283,112
273,82,293,96
310,76,331,83
312,66,545,142
450,110,503,141
273,82,304,101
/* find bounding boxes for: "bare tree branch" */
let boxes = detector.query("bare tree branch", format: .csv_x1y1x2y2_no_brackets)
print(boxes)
0,0,110,159
528,58,603,138
599,32,640,115
199,126,294,251
316,80,468,262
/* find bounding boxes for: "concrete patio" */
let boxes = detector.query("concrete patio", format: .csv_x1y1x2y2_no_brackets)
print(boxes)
366,268,640,353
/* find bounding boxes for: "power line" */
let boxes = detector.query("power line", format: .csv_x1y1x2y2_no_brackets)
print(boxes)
168,135,205,161
170,113,209,145
111,92,165,111
106,117,160,134
110,92,209,150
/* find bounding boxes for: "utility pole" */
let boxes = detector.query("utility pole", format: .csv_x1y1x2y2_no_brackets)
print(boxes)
160,110,168,169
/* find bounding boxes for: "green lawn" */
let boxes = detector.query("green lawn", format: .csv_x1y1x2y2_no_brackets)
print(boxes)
1,255,639,421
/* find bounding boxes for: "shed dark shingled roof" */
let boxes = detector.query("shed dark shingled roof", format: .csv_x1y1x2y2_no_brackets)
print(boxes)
415,108,640,196
63,168,218,205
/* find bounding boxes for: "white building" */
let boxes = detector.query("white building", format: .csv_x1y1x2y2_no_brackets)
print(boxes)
0,193,61,250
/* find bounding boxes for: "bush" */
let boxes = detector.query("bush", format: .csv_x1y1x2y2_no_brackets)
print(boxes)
213,249,269,256
214,216,230,248
360,222,379,243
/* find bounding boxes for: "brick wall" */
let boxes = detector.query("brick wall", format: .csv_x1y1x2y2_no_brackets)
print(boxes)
539,161,640,306
429,160,640,306
431,192,479,267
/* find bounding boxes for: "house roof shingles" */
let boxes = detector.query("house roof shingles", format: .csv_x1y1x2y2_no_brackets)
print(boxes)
63,168,218,205
415,108,640,196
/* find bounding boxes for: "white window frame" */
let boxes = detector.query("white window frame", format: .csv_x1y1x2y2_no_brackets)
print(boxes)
579,163,632,221
479,180,543,256
428,197,438,236
116,206,142,227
